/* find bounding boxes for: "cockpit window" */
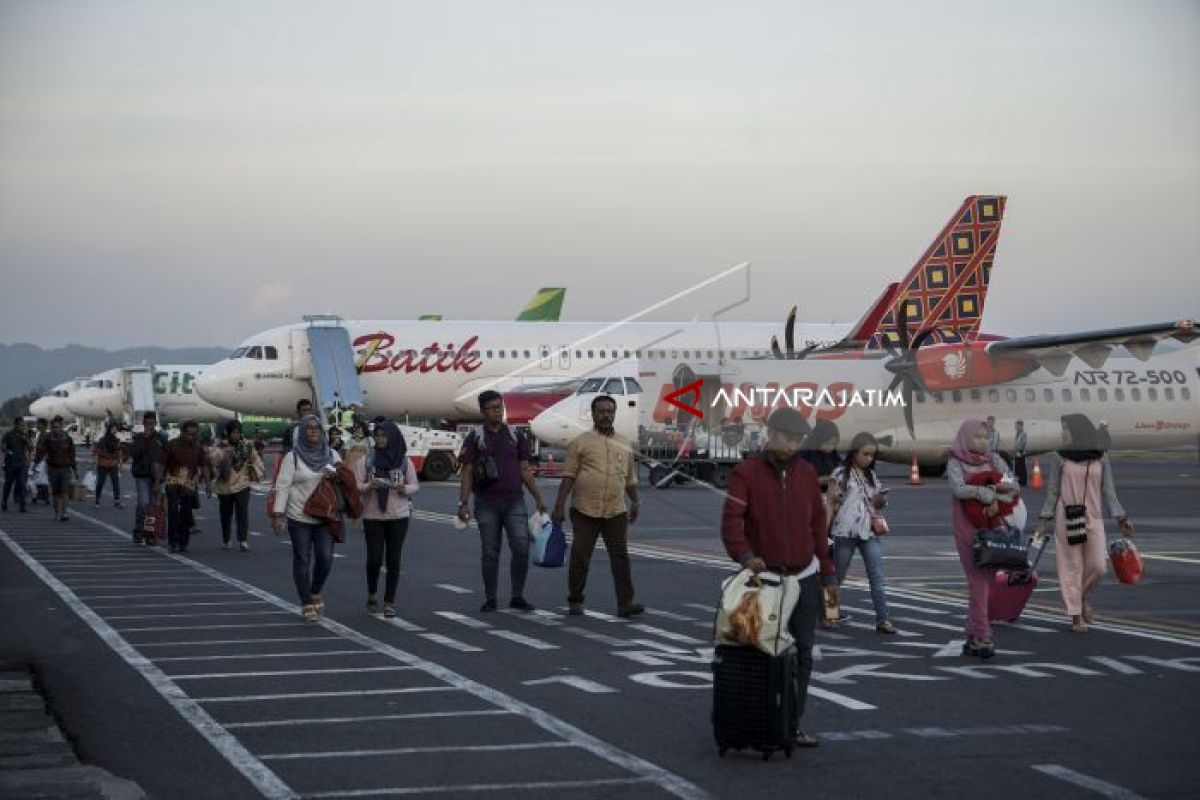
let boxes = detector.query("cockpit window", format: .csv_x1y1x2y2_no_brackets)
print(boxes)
624,378,643,394
602,378,625,395
577,378,604,394
264,346,278,360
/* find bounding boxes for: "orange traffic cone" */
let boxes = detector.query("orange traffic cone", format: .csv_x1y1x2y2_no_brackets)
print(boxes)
907,455,923,486
1030,457,1044,489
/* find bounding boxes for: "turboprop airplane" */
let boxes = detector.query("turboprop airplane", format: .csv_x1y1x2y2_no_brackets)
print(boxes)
196,197,1007,424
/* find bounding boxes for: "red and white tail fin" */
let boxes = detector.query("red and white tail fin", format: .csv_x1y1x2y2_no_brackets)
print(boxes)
868,195,1007,349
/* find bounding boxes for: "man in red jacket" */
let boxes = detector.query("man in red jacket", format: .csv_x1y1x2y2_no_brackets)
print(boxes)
721,406,836,748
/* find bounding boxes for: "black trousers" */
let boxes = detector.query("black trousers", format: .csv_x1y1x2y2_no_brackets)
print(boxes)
95,466,120,501
2,465,27,509
218,488,251,543
166,486,196,549
363,518,409,603
787,573,822,732
1014,456,1028,487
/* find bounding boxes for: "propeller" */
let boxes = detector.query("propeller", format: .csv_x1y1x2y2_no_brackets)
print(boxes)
769,306,821,360
882,307,939,439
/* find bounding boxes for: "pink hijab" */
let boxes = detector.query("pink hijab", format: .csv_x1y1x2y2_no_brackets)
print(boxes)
948,418,991,466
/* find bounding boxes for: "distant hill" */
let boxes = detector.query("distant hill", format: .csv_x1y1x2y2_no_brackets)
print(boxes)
0,343,229,400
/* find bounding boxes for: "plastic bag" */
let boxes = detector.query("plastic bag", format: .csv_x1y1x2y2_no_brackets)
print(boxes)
1109,538,1144,585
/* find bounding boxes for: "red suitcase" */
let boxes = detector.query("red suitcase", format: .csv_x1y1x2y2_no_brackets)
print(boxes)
989,532,1049,623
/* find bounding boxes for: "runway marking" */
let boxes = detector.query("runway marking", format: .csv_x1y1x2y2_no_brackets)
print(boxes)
435,611,492,629
116,622,302,632
994,621,1056,633
523,675,617,694
434,583,474,594
260,741,575,760
89,600,269,610
883,600,952,615
171,666,416,680
627,624,704,644
154,650,370,662
77,591,236,600
419,633,484,652
1141,553,1200,565
195,687,459,702
0,528,295,799
1031,764,1146,798
892,616,971,633
488,630,558,650
807,686,877,711
378,615,424,632
840,619,923,638
560,628,634,647
223,710,514,728
102,610,289,620
1088,656,1144,675
136,636,342,647
498,608,562,626
645,608,698,622
304,777,651,798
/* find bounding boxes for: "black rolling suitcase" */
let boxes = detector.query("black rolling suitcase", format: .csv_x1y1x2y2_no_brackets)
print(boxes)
711,643,796,760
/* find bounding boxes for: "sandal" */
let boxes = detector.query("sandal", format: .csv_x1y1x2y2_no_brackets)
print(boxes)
366,595,379,614
383,604,396,619
1070,616,1089,633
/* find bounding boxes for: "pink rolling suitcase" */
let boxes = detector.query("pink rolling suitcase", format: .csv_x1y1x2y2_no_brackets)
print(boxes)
988,532,1049,623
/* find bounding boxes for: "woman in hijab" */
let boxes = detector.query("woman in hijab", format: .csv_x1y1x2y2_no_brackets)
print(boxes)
1035,414,1133,632
946,418,1018,659
353,420,419,618
272,415,341,622
800,420,842,486
211,419,264,552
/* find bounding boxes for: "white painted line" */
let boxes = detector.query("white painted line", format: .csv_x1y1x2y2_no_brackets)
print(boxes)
89,601,268,610
154,650,369,662
645,608,698,622
118,622,301,632
627,624,704,644
79,592,237,600
305,777,651,798
1141,553,1200,565
582,609,622,622
807,686,877,711
103,611,289,620
419,633,484,652
136,636,341,648
171,666,415,680
883,600,952,616
497,608,561,627
683,603,717,614
998,621,1056,634
72,510,712,800
892,616,966,633
1031,764,1146,798
223,709,514,729
434,611,492,629
1088,656,1144,675
195,687,458,703
840,620,922,638
523,676,617,694
561,628,632,647
0,528,295,799
487,630,558,650
381,616,424,633
434,583,474,594
261,740,575,760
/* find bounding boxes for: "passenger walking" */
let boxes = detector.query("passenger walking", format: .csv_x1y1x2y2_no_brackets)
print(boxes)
35,416,77,522
30,419,50,505
947,418,1018,659
1,418,32,513
272,415,341,623
281,399,315,456
551,394,644,618
211,420,264,552
1035,413,1134,633
354,420,419,617
459,390,548,612
163,421,208,553
799,419,841,490
342,419,372,473
92,423,124,508
721,406,834,748
985,415,1001,455
129,412,167,545
828,432,895,633
1013,420,1029,487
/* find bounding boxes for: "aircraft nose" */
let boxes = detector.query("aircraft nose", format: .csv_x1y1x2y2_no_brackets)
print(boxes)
194,365,240,408
29,398,53,417
64,391,91,416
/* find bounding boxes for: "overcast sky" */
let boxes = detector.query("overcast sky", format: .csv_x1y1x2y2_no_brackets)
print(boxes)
1,0,1197,350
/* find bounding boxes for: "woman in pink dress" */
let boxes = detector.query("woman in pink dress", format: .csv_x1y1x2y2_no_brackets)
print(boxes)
1035,414,1134,632
946,418,1018,659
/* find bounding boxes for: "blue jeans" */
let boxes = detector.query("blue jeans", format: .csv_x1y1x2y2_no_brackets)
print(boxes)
133,478,153,536
832,536,891,624
474,496,530,602
288,519,335,605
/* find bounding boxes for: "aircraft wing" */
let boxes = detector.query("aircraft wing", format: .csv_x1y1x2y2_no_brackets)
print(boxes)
984,318,1197,375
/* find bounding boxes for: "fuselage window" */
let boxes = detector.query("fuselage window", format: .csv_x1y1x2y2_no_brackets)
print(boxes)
683,351,690,359
1006,389,1017,403
988,389,999,403
1025,388,1036,403
1080,388,1090,402
914,391,926,404
1098,388,1108,402
575,350,582,359
1131,387,1141,401
599,351,606,359
1147,387,1158,401
1115,387,1125,401
1164,387,1175,400
952,390,963,403
1044,388,1054,403
970,389,982,402
587,350,594,358
1062,388,1072,402
487,350,494,358
524,350,531,359
932,392,944,404
1182,387,1192,401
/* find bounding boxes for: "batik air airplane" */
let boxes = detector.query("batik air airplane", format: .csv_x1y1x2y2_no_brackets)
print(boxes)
194,197,1007,424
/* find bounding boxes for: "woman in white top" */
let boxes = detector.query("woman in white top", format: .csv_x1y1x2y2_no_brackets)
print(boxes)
828,432,895,634
354,421,420,618
272,416,342,623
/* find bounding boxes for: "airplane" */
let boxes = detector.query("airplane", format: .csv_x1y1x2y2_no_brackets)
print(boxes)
28,379,86,421
196,197,1007,424
530,321,1200,471
64,364,235,424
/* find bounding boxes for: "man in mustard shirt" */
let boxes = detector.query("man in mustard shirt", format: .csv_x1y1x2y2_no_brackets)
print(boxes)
551,395,644,618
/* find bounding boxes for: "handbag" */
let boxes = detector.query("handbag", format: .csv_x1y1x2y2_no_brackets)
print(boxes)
714,568,800,657
1064,462,1092,546
973,524,1030,570
849,469,889,536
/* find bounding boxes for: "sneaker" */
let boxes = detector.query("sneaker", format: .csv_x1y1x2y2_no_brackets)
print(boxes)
794,730,821,748
114,501,124,509
301,604,318,623
222,541,231,550
383,604,396,619
617,602,645,618
132,534,143,545
239,541,250,552
311,595,325,616
567,603,585,616
876,621,898,635
479,599,498,613
366,595,379,614
509,597,535,612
